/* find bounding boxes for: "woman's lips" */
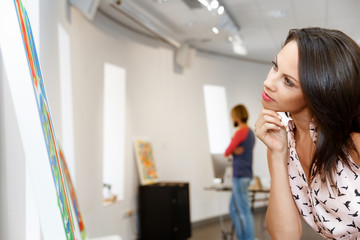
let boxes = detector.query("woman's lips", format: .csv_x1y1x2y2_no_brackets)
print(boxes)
262,91,274,101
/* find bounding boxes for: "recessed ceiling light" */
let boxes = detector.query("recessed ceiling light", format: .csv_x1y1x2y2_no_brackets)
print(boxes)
268,10,287,19
183,21,195,27
153,0,167,4
232,42,247,55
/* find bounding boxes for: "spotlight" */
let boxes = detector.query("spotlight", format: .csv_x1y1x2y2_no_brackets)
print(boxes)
210,0,219,9
212,27,219,34
217,6,224,15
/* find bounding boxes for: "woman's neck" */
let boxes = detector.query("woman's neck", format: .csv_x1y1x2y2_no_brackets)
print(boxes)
292,110,316,177
291,111,313,140
237,122,247,129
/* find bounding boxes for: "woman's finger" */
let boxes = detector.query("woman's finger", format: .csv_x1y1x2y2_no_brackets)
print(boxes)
262,114,284,128
257,122,282,136
255,112,283,133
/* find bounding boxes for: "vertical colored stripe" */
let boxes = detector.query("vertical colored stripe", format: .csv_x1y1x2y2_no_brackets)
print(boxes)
46,107,76,236
15,0,37,86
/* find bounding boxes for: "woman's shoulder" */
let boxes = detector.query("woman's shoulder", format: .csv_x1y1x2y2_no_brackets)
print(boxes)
236,126,249,133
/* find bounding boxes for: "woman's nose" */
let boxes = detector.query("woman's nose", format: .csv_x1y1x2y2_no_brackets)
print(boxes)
264,73,276,91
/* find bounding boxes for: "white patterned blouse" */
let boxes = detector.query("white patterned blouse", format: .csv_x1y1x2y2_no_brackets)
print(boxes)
287,120,360,240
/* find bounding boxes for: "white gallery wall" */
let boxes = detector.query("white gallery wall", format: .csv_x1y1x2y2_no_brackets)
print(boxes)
0,0,272,239
0,51,27,240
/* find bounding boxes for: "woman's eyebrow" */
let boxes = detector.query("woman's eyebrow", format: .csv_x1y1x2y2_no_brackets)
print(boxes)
276,55,299,83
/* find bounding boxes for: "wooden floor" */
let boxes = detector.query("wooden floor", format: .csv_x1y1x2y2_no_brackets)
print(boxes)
190,207,323,240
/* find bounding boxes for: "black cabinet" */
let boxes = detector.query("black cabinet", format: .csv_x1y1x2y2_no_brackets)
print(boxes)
139,182,191,240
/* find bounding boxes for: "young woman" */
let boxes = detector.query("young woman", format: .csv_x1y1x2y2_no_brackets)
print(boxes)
255,27,360,239
224,104,255,240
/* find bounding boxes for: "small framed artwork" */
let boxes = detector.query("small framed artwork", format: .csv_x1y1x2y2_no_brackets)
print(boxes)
134,139,158,185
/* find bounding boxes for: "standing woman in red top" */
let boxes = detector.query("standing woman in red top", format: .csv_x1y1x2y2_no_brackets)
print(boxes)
224,104,256,240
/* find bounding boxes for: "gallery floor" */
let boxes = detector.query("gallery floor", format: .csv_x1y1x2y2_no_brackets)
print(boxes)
190,207,323,240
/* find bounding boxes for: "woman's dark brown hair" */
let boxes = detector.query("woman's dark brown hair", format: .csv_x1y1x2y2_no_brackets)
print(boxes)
284,27,360,185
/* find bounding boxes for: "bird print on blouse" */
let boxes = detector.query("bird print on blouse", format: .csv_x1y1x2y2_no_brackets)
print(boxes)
287,120,360,240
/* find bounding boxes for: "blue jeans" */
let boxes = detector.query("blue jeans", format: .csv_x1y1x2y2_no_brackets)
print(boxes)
230,177,254,240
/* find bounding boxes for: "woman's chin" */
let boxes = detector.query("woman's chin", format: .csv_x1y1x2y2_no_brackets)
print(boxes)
261,101,279,111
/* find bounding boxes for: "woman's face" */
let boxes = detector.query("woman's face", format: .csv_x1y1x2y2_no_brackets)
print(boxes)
231,114,240,127
262,40,307,114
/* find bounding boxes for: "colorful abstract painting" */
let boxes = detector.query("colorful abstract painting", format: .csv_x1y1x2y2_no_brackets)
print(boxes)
134,140,158,185
13,0,82,239
59,144,87,239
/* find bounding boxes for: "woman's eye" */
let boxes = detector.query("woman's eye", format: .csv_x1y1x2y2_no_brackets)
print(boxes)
271,61,278,70
285,78,294,87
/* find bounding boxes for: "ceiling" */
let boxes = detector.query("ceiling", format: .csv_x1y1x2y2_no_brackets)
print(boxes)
97,0,360,63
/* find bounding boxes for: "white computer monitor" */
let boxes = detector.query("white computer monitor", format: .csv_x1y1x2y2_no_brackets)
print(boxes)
211,153,232,179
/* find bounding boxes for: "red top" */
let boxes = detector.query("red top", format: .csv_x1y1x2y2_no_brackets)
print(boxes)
224,127,249,156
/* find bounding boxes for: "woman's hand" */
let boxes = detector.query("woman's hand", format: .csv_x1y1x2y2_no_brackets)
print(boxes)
256,110,302,239
255,109,287,154
233,146,244,155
